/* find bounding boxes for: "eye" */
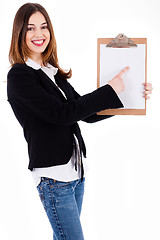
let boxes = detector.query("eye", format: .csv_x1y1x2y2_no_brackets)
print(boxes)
27,27,34,31
42,26,48,29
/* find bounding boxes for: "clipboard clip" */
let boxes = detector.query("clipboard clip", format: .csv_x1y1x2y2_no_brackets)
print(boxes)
106,34,137,48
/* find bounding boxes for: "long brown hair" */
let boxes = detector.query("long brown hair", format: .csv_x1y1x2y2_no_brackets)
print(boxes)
9,3,72,79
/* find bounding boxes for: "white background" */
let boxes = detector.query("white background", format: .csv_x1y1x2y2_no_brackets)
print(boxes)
0,0,159,239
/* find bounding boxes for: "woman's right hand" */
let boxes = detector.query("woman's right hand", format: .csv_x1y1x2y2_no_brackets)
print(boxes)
107,66,130,94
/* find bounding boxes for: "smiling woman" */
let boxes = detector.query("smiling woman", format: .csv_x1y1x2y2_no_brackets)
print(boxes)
7,2,153,240
9,3,72,78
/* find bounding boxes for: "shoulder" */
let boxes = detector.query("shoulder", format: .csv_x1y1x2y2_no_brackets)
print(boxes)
7,63,38,88
7,63,36,83
8,63,34,77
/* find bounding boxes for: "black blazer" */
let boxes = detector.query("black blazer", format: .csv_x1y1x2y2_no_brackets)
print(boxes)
7,63,123,170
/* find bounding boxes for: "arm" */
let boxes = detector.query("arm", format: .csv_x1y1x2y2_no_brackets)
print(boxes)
67,82,114,123
7,64,123,126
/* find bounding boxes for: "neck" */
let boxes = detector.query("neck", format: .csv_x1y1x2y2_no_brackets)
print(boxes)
29,54,44,67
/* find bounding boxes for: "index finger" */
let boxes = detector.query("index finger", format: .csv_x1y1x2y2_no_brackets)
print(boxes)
117,66,130,77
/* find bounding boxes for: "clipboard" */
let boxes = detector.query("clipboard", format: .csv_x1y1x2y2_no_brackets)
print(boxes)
97,34,147,115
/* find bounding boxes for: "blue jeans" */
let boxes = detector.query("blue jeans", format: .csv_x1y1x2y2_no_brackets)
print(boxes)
36,177,85,240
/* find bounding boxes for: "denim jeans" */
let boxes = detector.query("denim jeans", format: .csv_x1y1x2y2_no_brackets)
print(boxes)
36,177,85,240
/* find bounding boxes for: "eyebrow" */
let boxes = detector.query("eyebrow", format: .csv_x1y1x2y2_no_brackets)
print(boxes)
27,22,47,26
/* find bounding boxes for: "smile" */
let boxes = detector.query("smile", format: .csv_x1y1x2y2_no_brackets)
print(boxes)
31,39,45,46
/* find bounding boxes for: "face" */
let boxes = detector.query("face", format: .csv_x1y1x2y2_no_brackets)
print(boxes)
25,11,50,61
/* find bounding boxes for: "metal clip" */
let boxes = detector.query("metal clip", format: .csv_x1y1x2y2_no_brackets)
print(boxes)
106,33,137,48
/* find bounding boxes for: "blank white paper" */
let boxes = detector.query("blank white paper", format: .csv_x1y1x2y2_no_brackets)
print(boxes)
100,44,146,109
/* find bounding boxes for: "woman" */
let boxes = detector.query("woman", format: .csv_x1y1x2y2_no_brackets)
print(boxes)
7,3,152,240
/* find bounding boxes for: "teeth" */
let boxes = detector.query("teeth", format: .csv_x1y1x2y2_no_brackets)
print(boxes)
32,40,44,44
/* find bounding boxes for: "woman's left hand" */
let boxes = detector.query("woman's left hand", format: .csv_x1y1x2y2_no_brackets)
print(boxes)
143,83,153,99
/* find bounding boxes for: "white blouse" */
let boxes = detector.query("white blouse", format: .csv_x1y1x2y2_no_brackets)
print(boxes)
25,58,88,187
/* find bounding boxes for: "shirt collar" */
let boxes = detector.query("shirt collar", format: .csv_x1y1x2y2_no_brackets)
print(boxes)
25,57,58,76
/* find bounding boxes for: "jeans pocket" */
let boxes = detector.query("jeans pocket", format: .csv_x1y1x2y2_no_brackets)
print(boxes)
51,180,71,188
37,185,47,212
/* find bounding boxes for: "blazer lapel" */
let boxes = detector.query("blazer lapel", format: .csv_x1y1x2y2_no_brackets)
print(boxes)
54,74,75,102
36,69,66,100
35,68,74,102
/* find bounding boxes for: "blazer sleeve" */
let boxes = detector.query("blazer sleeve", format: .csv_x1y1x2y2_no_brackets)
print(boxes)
7,64,124,126
67,82,114,123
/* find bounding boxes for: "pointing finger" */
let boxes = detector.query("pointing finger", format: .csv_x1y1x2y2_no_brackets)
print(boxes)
117,66,130,77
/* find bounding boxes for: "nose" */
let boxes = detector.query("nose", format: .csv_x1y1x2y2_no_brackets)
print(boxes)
34,28,43,38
